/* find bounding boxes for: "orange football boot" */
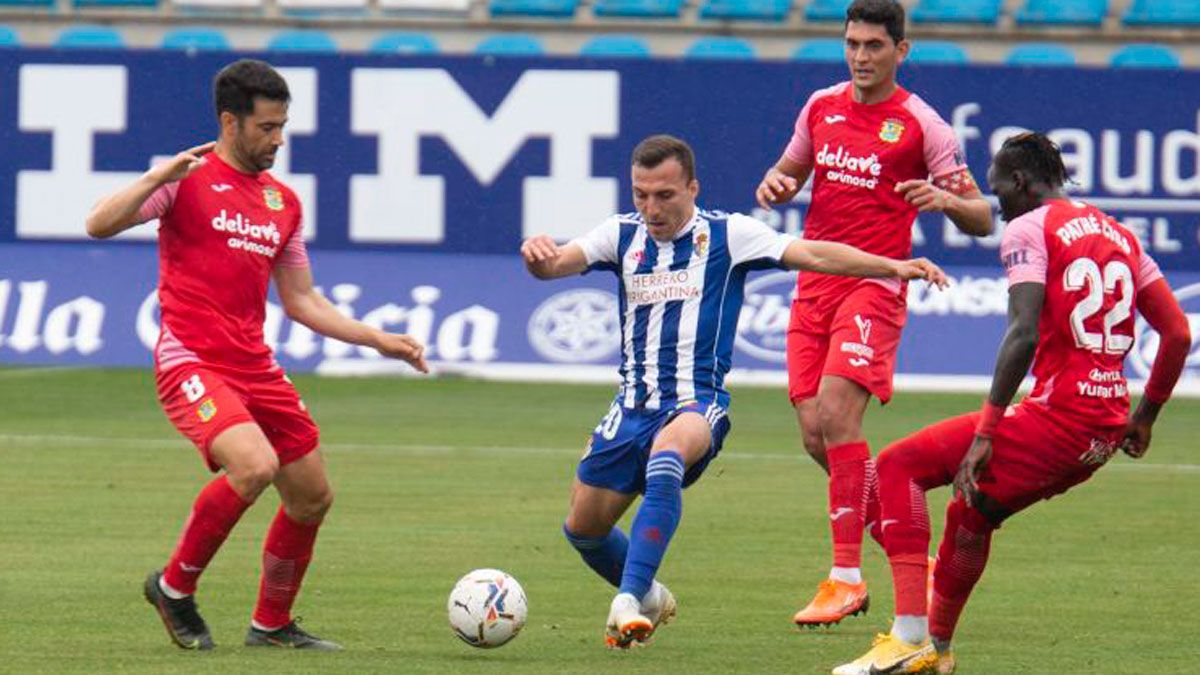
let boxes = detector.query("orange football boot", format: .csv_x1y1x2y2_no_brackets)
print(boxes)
793,579,870,627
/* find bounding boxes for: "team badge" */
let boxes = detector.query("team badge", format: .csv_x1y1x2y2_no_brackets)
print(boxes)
693,232,709,258
197,398,218,423
263,186,285,211
879,119,905,143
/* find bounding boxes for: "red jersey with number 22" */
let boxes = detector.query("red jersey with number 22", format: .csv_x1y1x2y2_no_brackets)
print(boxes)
1001,199,1163,428
137,153,310,374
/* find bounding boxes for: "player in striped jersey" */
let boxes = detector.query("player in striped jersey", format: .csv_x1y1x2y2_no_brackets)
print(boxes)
521,135,948,649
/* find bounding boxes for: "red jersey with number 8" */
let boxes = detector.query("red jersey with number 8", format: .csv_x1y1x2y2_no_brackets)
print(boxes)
1000,199,1163,428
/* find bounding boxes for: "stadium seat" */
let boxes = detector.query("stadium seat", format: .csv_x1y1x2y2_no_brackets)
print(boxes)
489,0,579,18
55,26,125,49
0,0,55,6
1015,0,1107,26
266,30,337,51
74,0,159,7
911,0,1001,24
379,0,470,12
684,36,755,60
592,0,683,18
171,0,264,10
278,0,368,14
0,26,17,47
579,35,650,57
475,34,544,55
370,31,438,53
1006,43,1075,66
1110,43,1180,68
1124,0,1200,26
161,27,230,50
699,0,790,22
906,41,968,64
804,0,851,22
791,38,844,62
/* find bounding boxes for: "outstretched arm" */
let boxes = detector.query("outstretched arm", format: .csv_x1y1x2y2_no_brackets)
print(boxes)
1122,278,1191,458
272,264,429,373
86,141,215,238
780,239,947,287
521,236,590,280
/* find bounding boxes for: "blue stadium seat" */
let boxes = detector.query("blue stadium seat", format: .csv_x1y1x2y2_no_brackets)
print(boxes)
911,0,1001,24
1006,43,1075,66
592,0,683,18
579,35,650,58
74,0,158,6
266,30,337,51
1110,43,1180,68
0,26,17,47
684,36,755,60
0,0,56,6
699,0,790,22
55,26,125,49
791,38,844,62
161,27,230,50
1124,0,1200,26
907,41,968,64
1015,0,1107,26
489,0,578,18
370,31,438,53
804,0,850,22
475,34,544,55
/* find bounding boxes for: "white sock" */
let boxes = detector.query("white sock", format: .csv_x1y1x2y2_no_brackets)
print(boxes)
251,619,283,632
891,615,929,645
158,576,188,600
640,581,662,611
829,566,862,585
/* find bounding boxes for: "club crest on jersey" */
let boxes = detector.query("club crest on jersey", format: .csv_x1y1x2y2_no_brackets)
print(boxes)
197,398,218,423
263,186,284,211
879,119,905,143
693,232,709,258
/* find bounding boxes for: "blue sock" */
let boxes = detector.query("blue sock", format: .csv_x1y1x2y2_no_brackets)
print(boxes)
562,524,628,587
619,450,685,601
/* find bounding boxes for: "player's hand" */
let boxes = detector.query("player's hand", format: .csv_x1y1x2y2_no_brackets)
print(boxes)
520,235,561,265
374,332,429,373
892,257,948,289
756,167,800,210
1120,418,1153,458
953,435,993,508
148,141,216,185
896,179,953,213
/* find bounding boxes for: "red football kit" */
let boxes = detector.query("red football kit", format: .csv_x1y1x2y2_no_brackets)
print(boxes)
136,153,317,470
782,81,977,403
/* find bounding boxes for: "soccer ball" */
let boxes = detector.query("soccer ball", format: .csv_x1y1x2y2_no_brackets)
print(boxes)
447,568,528,649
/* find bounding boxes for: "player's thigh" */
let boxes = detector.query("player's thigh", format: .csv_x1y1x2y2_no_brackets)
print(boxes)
876,412,978,490
654,401,731,489
577,401,657,496
157,365,259,472
273,449,334,523
243,371,321,468
815,374,872,435
822,284,906,404
787,298,834,405
566,478,637,537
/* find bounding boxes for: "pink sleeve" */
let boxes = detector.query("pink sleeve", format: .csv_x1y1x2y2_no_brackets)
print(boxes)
275,224,310,269
999,210,1048,286
137,182,179,223
1135,248,1164,292
782,95,816,167
903,96,977,195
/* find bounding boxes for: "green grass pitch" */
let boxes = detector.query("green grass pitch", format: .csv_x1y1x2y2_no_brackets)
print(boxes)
1,368,1196,673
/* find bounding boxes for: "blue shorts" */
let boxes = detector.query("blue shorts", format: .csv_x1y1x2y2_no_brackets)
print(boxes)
577,399,732,495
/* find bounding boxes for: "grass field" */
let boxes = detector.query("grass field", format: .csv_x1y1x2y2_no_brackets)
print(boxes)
1,367,1197,673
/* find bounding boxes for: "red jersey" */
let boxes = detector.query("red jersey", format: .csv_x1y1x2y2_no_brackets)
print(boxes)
783,82,975,299
1001,199,1163,428
137,152,310,374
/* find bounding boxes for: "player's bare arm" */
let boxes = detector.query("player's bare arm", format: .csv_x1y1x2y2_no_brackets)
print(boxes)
781,239,947,288
1121,278,1191,458
954,281,1044,506
755,155,813,210
521,236,589,280
85,141,216,239
895,180,993,237
272,265,429,373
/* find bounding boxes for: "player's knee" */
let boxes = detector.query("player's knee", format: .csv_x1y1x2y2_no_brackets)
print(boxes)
562,522,605,550
563,513,608,539
231,453,280,497
875,443,910,483
815,394,860,441
292,486,334,523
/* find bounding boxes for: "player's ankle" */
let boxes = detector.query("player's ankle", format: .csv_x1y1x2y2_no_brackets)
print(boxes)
829,566,862,584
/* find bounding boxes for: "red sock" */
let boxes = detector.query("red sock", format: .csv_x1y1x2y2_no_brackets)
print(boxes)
889,553,929,616
827,441,871,569
253,507,322,629
876,435,940,617
929,498,994,642
162,475,252,595
864,459,885,548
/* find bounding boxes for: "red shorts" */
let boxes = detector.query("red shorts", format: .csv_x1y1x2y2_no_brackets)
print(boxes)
786,282,906,404
156,363,320,472
880,403,1124,519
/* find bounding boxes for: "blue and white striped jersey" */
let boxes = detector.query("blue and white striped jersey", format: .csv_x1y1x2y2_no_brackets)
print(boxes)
574,208,796,410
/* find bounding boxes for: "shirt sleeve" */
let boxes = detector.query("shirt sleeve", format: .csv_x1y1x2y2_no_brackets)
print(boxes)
782,92,819,168
570,216,622,272
905,96,977,195
728,213,797,267
136,182,180,223
275,226,311,269
999,211,1049,286
1135,247,1165,292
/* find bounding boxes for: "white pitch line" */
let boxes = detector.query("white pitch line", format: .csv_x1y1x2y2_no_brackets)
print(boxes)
0,367,82,379
1,433,1197,473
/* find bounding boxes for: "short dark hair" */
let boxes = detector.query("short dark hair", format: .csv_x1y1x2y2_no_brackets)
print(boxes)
846,0,906,44
998,132,1068,188
213,59,290,120
631,134,696,182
